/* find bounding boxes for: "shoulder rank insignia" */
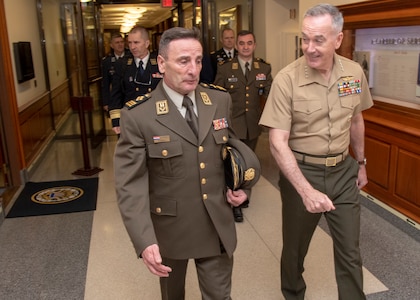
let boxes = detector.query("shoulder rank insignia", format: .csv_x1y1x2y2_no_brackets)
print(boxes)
125,94,151,110
200,82,227,92
255,57,270,65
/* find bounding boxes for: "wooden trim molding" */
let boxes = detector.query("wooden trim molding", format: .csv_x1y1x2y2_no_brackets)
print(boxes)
339,0,420,29
0,0,25,184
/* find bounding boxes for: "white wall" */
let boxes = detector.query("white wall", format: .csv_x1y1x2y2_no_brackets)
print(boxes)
5,0,46,109
254,0,299,76
5,0,67,109
254,0,371,76
42,0,67,90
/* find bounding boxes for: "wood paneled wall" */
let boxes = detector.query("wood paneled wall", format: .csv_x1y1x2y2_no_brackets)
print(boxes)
337,0,420,224
18,81,70,165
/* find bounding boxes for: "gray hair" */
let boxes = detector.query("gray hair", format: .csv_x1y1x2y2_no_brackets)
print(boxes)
158,27,201,59
304,3,344,33
129,26,150,41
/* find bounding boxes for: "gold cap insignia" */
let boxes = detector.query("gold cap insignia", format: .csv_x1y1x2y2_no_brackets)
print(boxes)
244,168,255,181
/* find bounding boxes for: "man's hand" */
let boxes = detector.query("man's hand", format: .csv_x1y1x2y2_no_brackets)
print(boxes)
356,165,368,189
112,126,121,135
141,244,172,277
301,188,336,213
226,189,247,207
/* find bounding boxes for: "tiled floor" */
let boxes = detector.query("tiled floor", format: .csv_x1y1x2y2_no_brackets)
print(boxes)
82,135,387,300
1,116,419,299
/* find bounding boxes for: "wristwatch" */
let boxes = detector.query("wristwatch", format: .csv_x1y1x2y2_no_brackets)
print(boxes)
358,158,367,165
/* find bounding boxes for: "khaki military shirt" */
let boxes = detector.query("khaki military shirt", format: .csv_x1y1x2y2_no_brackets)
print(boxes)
259,54,373,155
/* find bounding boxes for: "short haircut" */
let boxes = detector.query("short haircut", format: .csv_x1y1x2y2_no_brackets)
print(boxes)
221,28,234,36
129,26,150,41
237,30,256,43
110,32,123,40
158,27,201,59
304,3,344,33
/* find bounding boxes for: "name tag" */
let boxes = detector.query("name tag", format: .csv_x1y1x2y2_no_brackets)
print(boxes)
153,135,171,143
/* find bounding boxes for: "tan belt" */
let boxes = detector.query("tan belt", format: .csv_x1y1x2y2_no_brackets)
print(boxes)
292,149,349,167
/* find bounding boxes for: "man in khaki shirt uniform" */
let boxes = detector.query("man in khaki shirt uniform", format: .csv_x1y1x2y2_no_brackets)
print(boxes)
259,4,373,300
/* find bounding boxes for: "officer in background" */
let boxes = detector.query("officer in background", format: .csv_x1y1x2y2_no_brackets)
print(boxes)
101,32,132,112
210,28,238,81
109,26,163,135
214,30,272,222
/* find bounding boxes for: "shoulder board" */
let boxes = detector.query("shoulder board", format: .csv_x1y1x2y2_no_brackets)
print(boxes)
125,94,151,110
255,57,270,65
218,59,229,66
200,82,227,92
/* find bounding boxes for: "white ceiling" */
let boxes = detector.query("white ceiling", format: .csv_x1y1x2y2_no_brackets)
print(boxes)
100,3,173,31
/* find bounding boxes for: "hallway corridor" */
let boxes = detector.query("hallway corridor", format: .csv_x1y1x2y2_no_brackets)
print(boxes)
0,116,419,299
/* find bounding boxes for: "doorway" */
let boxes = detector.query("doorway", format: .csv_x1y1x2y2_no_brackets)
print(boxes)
58,1,106,148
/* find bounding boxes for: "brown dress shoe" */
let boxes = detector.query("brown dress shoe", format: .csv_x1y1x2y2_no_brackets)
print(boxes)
233,207,243,222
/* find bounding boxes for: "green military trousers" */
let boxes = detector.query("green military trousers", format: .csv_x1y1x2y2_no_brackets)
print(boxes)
279,156,365,300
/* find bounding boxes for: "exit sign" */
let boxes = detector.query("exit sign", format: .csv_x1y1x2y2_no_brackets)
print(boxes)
161,0,173,8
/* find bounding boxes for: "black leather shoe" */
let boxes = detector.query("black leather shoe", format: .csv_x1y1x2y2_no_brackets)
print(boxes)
233,207,243,222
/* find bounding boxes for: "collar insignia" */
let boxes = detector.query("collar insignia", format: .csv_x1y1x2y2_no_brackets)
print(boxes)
200,92,212,105
156,100,169,115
